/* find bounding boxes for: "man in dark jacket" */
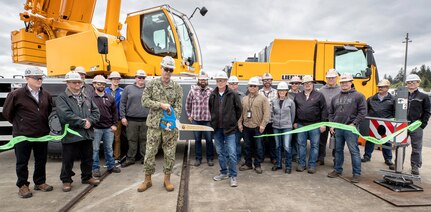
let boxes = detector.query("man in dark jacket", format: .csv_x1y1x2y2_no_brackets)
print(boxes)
362,79,395,169
294,75,327,174
56,71,100,192
91,75,121,177
327,74,367,183
405,74,431,175
3,67,53,198
209,71,242,187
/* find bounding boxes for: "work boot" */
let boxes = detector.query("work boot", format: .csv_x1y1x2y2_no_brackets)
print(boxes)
255,167,263,174
18,185,32,198
239,164,253,171
351,175,361,183
385,160,394,166
93,169,101,178
82,177,100,186
137,175,152,192
193,160,201,167
411,166,420,175
62,183,72,192
296,166,305,172
361,157,370,163
108,167,121,173
327,170,341,178
34,183,53,192
207,159,214,167
308,167,316,174
163,175,174,192
121,160,135,168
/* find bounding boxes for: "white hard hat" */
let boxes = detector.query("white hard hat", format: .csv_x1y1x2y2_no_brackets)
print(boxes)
326,69,338,78
161,56,176,69
405,74,421,82
24,67,44,76
248,77,260,86
64,71,82,82
135,69,147,77
74,66,87,75
214,71,228,80
290,76,302,84
198,71,209,80
377,79,391,87
339,73,353,82
92,75,106,83
228,76,239,83
277,81,289,90
108,71,121,79
302,75,314,83
262,73,273,80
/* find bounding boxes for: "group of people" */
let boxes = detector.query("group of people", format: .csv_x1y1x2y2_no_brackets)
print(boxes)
4,57,430,198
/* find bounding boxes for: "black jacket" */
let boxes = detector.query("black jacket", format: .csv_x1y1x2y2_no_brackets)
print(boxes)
93,92,118,129
56,88,100,143
407,89,431,129
3,85,53,137
367,93,395,118
209,86,242,135
294,89,327,125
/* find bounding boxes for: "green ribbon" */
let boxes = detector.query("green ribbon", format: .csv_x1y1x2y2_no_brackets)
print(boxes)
256,120,422,145
0,124,82,150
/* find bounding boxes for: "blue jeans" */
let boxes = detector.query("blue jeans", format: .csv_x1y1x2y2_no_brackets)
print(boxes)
214,128,237,177
297,125,320,168
274,128,292,170
93,128,115,171
235,130,243,161
334,129,361,176
193,120,214,161
243,127,264,167
363,141,392,161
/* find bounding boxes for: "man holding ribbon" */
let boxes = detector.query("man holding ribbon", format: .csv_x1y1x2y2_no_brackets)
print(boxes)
3,67,53,198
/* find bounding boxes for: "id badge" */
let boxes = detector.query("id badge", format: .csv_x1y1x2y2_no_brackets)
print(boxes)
246,110,252,118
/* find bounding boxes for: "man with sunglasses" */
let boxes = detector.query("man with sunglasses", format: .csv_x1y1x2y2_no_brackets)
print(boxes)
405,74,431,175
259,73,277,165
362,79,395,170
288,76,302,162
186,71,215,167
56,71,100,192
139,56,183,192
3,67,53,198
120,70,149,167
91,75,121,177
239,77,270,174
294,75,327,174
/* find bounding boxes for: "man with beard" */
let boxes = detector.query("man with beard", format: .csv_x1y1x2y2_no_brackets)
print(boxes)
186,71,215,167
258,73,277,165
91,75,121,177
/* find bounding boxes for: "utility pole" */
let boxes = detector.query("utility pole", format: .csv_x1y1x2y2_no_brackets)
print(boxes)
402,33,412,84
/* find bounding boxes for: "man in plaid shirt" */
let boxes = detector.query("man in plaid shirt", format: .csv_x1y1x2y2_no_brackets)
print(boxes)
186,71,215,166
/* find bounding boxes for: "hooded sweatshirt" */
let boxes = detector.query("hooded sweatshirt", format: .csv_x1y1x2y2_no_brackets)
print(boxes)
329,88,367,125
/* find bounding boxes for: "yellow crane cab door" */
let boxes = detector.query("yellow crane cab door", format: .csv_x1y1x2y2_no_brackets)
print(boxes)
125,6,202,76
333,45,377,98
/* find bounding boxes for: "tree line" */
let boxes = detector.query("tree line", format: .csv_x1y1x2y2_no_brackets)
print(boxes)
383,64,431,91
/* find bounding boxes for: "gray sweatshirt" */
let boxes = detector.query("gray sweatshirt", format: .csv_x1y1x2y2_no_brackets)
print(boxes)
319,84,341,108
271,98,295,129
120,83,149,119
329,88,367,125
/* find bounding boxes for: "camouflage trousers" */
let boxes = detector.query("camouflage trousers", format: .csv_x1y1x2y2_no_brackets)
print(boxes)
144,127,178,175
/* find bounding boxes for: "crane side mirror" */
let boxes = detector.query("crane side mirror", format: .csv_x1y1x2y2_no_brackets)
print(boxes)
200,7,208,16
97,36,108,54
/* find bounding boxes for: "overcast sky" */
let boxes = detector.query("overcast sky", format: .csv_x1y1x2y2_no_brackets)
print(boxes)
0,0,430,79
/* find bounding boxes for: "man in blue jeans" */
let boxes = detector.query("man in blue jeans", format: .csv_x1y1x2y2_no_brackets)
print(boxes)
327,74,367,183
92,75,121,177
209,71,242,187
293,75,327,174
186,71,214,166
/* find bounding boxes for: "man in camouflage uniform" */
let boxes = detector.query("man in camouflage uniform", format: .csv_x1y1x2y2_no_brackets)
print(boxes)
137,56,183,192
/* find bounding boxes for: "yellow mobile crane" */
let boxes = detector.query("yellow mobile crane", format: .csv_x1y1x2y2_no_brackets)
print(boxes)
231,39,379,98
11,0,206,77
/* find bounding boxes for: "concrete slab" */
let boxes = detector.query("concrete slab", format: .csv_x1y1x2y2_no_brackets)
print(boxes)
0,127,431,211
